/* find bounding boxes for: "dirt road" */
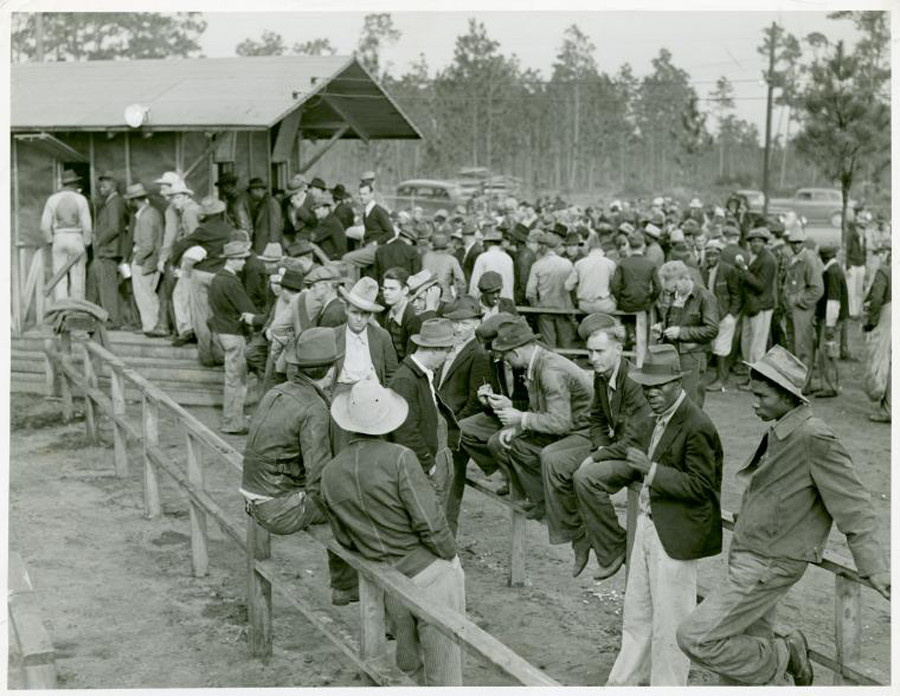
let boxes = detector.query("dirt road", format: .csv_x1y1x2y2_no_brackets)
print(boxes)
7,326,890,687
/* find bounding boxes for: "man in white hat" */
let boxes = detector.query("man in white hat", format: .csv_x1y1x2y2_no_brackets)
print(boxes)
208,239,266,434
320,380,464,685
41,169,93,301
677,345,889,685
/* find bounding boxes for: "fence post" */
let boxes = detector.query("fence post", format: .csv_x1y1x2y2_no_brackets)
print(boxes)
508,489,527,588
34,248,45,325
833,575,861,684
141,395,161,519
358,574,387,684
109,366,129,477
59,331,73,422
43,338,59,398
246,518,272,659
624,483,640,586
82,349,98,443
185,432,209,577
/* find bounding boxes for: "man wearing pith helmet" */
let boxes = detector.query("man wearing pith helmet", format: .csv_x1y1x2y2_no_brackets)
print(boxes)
677,345,890,686
320,380,464,685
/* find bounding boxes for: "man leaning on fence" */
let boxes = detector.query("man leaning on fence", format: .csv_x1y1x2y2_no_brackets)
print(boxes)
320,380,465,686
677,345,890,686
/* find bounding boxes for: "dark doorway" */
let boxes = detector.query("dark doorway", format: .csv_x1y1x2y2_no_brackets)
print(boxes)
62,161,92,198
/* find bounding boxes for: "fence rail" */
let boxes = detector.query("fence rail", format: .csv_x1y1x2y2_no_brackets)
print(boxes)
7,552,57,690
43,333,560,687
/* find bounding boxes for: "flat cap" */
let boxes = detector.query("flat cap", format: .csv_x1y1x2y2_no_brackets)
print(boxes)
578,313,621,341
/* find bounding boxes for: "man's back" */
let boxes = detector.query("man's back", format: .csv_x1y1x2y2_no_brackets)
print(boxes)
611,255,660,312
527,252,574,308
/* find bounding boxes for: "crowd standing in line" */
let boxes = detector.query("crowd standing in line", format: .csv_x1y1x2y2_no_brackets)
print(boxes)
41,168,892,685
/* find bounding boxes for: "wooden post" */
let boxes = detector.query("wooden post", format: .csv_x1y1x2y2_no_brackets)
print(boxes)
34,248,45,326
833,575,861,684
43,337,59,398
508,489,526,587
358,574,387,684
141,395,161,518
59,330,73,422
246,518,272,659
109,366,128,477
185,432,209,577
82,350,98,443
624,483,640,585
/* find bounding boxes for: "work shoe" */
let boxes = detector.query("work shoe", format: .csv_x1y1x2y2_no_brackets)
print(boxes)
813,389,838,399
572,536,592,578
593,552,625,581
495,482,510,496
783,629,813,686
705,380,725,393
331,586,360,606
523,502,545,520
172,331,196,347
869,413,891,423
221,425,249,436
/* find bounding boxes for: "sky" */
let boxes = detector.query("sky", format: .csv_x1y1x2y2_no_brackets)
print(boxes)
197,9,865,138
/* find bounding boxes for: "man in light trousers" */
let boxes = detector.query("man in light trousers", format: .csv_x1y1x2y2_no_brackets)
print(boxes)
40,169,93,301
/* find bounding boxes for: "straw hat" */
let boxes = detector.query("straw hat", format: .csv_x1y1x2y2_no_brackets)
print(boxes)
331,381,408,436
339,277,383,312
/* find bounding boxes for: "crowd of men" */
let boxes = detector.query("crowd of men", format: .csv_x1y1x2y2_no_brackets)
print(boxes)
40,167,892,685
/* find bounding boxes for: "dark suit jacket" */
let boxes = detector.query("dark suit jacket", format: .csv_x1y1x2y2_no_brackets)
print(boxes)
310,213,348,260
388,356,458,474
94,192,126,259
374,239,422,281
588,359,652,449
333,201,355,231
249,195,283,255
611,255,661,313
846,229,866,267
598,394,723,561
315,296,347,328
462,242,483,284
241,254,270,314
363,203,394,246
702,261,743,317
383,302,423,361
513,247,536,305
332,323,398,386
740,247,777,315
437,337,497,425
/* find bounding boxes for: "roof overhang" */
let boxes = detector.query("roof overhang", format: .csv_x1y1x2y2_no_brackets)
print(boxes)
14,132,87,162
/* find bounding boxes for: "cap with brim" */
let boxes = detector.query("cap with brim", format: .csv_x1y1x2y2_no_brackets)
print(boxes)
526,229,544,244
578,313,621,341
746,227,771,242
476,313,523,343
477,270,503,293
723,225,741,237
705,239,725,251
399,226,418,242
744,345,809,402
339,277,383,312
543,232,563,248
492,321,537,353
283,327,343,367
360,170,376,182
258,242,284,262
443,295,481,320
304,263,343,284
285,174,307,194
309,177,327,190
431,233,449,250
331,381,408,436
411,318,458,348
433,209,449,221
222,240,252,259
628,344,689,386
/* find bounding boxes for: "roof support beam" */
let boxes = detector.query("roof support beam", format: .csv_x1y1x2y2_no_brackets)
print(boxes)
298,125,349,174
323,96,370,143
271,108,303,164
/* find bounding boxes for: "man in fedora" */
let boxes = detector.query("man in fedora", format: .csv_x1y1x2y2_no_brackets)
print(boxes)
208,239,266,434
408,270,442,321
782,228,824,389
677,345,890,685
215,171,252,235
41,168,93,301
170,196,235,365
306,263,347,328
256,267,305,393
374,219,421,281
439,296,498,533
477,270,518,319
330,183,355,231
123,183,165,336
246,176,283,256
544,313,651,577
421,231,466,304
382,267,423,361
461,320,593,520
282,174,314,244
580,344,723,686
469,228,514,300
309,194,347,261
90,170,125,327
321,380,464,685
388,318,459,501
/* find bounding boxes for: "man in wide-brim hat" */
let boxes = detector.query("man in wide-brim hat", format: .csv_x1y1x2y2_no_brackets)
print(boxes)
678,345,890,686
306,263,347,328
588,343,723,687
41,168,92,302
320,380,465,685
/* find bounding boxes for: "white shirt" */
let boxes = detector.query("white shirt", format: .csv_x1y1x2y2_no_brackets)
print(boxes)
640,389,687,516
565,249,616,303
338,325,377,385
364,199,376,218
410,354,437,406
470,246,515,300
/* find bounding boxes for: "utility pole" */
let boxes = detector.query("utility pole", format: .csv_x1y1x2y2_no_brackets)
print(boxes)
35,13,45,61
762,22,777,218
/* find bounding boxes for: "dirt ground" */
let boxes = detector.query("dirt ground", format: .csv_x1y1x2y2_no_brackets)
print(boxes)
6,324,891,687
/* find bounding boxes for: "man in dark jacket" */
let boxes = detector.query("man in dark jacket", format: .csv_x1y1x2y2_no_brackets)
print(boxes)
545,313,651,577
863,243,891,422
589,345,724,686
478,270,518,319
702,240,743,392
374,224,421,281
247,177,283,255
611,231,662,351
655,260,719,408
341,181,393,279
215,171,252,235
438,297,498,534
331,184,355,231
458,221,483,284
309,196,348,261
388,318,458,503
382,267,423,360
735,227,777,381
810,245,848,398
306,264,347,328
91,171,126,327
511,223,536,305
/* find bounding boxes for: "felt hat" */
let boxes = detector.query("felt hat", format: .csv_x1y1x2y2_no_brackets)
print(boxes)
682,219,700,234
285,174,307,195
644,223,661,239
787,228,807,243
123,183,149,200
247,177,267,191
408,270,439,299
564,230,582,246
554,222,570,237
214,172,239,187
618,222,635,236
279,268,305,292
492,320,537,353
443,295,482,321
483,229,503,243
476,313,523,343
283,327,343,367
510,222,530,244
628,344,689,386
304,263,344,284
309,176,327,190
61,169,82,185
258,242,284,262
411,318,458,348
222,240,252,259
331,183,348,200
97,170,118,183
819,245,839,260
746,227,771,242
705,239,725,252
670,229,686,244
154,171,182,187
339,277,384,312
462,220,478,236
744,345,809,402
287,239,314,257
433,208,449,221
360,170,376,182
430,232,449,250
578,313,621,342
477,270,503,293
399,225,419,242
331,380,408,436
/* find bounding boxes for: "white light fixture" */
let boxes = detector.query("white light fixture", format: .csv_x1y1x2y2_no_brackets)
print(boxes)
124,104,149,128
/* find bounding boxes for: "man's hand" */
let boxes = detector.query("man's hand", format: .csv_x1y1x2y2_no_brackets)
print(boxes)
487,393,512,411
496,407,524,427
157,259,166,274
240,312,256,325
663,326,681,341
498,427,518,449
625,446,652,475
869,571,891,600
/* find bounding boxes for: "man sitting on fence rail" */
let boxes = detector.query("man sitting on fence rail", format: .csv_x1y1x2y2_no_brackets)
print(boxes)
321,380,464,686
676,345,891,686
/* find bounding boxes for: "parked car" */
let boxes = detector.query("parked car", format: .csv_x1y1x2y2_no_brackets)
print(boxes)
768,188,856,228
387,179,466,216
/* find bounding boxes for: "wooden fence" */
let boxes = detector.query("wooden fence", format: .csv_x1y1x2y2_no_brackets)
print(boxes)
7,552,57,690
42,333,560,687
